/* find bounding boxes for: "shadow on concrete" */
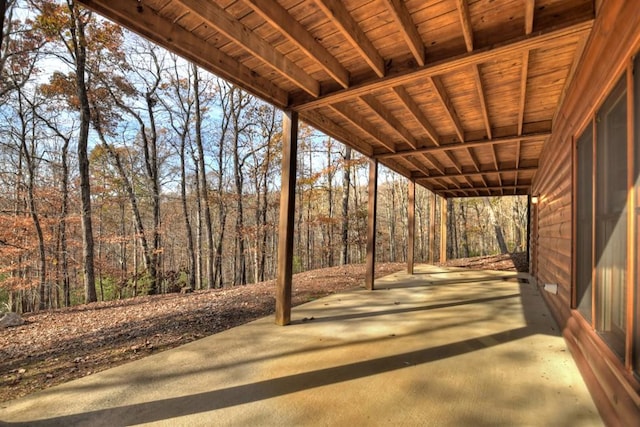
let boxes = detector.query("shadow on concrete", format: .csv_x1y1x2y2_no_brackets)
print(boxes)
4,326,533,426
298,293,521,323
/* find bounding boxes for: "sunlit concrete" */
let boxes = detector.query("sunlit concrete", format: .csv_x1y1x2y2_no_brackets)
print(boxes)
0,265,601,426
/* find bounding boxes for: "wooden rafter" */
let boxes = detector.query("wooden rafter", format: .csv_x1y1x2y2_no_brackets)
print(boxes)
467,147,490,188
300,110,374,156
376,131,549,159
174,0,319,97
441,184,530,195
456,0,474,52
445,151,463,174
525,0,535,35
406,156,431,177
392,85,439,145
313,0,385,77
473,65,492,139
429,76,465,142
294,19,593,110
417,166,537,181
422,153,445,175
329,102,397,152
491,144,503,191
79,0,289,107
380,0,425,66
518,51,530,136
244,0,350,88
360,94,419,149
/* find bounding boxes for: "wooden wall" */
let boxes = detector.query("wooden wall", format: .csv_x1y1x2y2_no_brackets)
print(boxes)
531,1,640,424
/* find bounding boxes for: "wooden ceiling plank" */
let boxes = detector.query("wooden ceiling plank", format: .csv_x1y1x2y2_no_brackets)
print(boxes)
313,0,385,77
473,65,492,139
295,19,593,111
381,0,425,66
360,93,420,149
456,0,474,52
525,0,535,35
429,75,465,142
392,85,440,146
518,51,530,136
78,0,288,107
552,33,589,126
244,0,350,88
175,0,319,97
330,102,397,152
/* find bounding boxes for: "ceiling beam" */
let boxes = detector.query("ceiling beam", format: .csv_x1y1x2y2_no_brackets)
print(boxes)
294,19,593,110
429,75,465,142
360,94,420,149
417,166,537,181
518,51,530,135
473,65,492,139
313,0,385,78
525,0,535,35
244,0,350,88
456,0,474,52
422,153,445,175
380,0,425,66
300,110,374,157
406,156,432,177
329,102,397,152
174,0,319,97
440,184,530,196
78,0,288,107
376,131,550,159
392,86,440,145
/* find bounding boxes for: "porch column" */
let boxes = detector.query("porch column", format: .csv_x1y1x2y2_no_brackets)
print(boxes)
275,110,298,326
365,158,378,290
440,196,447,263
429,191,436,263
407,179,415,274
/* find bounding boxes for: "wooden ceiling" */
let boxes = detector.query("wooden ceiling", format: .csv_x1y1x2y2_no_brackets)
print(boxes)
78,0,595,197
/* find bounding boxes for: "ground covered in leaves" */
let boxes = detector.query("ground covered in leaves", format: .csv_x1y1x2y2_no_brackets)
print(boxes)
0,263,404,402
0,254,526,403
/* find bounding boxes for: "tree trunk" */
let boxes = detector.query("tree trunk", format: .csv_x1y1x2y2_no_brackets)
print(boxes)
193,66,215,289
70,0,96,303
340,146,351,265
460,202,470,258
484,198,508,254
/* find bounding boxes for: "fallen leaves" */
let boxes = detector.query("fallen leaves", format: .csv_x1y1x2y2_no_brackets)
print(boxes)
0,263,404,403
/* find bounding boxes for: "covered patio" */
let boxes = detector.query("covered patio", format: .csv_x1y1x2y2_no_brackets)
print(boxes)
0,266,600,425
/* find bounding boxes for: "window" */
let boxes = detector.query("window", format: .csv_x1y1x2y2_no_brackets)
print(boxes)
576,125,593,321
595,77,627,358
574,67,636,367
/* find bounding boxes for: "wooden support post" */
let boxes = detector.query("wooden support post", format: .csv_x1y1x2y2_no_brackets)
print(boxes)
407,180,415,274
440,196,447,263
365,158,378,290
429,191,436,263
275,110,298,326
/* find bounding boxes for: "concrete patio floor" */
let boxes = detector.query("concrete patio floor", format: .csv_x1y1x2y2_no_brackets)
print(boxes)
0,265,601,426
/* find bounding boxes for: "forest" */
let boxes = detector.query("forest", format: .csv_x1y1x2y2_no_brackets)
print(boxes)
0,0,528,313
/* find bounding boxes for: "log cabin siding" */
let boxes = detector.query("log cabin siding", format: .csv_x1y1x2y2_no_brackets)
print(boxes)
531,1,640,424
